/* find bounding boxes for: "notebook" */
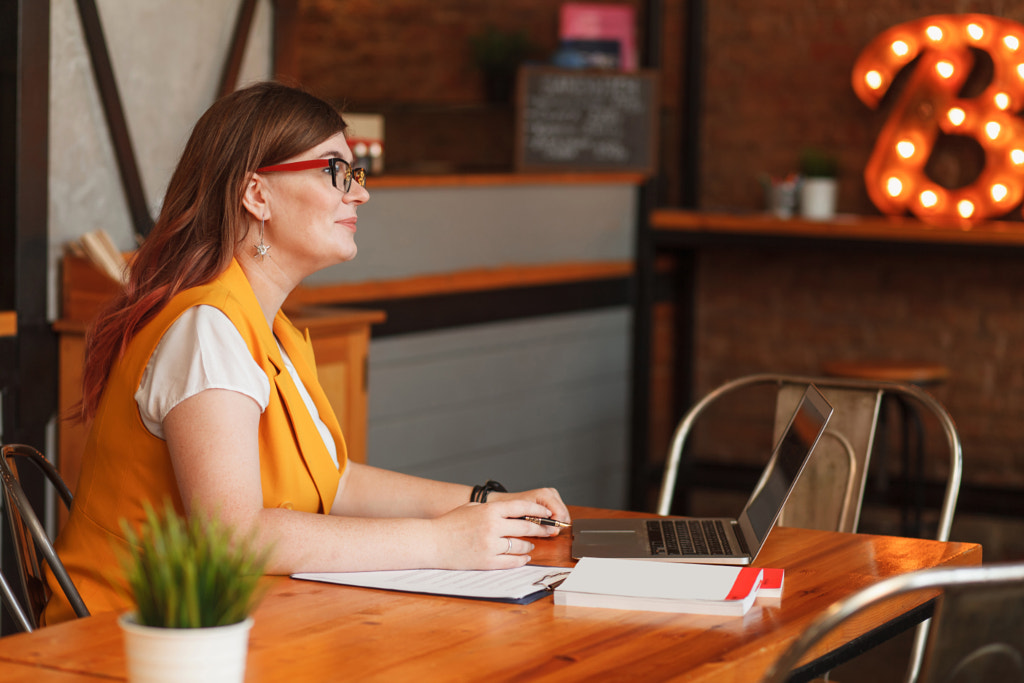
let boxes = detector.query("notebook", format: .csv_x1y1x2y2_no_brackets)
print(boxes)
572,383,833,564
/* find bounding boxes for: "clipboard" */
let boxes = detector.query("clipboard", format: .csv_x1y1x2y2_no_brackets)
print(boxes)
291,565,571,605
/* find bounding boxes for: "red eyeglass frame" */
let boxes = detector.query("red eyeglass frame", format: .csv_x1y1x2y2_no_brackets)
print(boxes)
256,158,367,192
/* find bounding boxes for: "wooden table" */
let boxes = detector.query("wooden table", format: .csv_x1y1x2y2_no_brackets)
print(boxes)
0,506,981,682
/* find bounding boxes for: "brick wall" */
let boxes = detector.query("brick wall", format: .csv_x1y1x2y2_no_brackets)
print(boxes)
288,1,1024,549
286,0,663,174
696,0,1024,504
700,0,1024,214
693,1,1024,555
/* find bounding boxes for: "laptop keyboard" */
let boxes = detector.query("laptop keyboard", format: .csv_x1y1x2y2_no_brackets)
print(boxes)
646,520,733,557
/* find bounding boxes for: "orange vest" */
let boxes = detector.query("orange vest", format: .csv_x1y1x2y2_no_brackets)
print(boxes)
45,259,347,624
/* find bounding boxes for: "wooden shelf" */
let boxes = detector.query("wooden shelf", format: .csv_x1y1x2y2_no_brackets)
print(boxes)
650,209,1024,248
0,310,15,337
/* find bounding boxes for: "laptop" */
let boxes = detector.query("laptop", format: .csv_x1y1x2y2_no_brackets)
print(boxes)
572,383,833,564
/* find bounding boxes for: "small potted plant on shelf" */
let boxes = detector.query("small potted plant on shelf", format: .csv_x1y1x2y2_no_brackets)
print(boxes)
469,25,534,103
116,500,270,683
798,147,840,220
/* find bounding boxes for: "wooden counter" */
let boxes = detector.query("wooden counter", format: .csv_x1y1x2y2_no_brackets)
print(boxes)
364,171,648,189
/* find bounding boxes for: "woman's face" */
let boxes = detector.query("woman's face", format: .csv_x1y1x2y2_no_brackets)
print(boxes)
258,132,369,279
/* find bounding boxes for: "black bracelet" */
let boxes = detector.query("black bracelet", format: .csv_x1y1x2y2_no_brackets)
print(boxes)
471,479,507,503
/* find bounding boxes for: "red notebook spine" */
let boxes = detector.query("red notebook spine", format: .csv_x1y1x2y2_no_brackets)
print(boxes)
725,567,763,601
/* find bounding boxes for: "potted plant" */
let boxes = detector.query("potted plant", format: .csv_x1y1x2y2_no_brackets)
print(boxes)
798,147,840,220
469,26,534,103
116,501,270,683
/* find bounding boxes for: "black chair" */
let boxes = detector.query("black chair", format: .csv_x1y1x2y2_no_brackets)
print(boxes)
0,443,89,631
760,562,1024,683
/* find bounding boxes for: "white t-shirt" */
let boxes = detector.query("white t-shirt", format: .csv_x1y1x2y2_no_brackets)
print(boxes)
134,305,338,467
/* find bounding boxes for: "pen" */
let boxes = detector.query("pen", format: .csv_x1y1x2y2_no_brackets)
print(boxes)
519,516,572,528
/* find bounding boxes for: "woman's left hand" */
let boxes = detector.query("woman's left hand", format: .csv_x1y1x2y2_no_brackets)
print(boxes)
488,487,571,535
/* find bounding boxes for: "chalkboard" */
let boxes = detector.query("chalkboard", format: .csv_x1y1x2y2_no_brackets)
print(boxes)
515,66,659,174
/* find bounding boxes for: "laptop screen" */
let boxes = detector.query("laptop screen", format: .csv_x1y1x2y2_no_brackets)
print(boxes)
737,384,832,548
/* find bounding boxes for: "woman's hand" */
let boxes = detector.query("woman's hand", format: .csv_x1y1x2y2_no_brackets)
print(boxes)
488,487,571,535
427,499,561,570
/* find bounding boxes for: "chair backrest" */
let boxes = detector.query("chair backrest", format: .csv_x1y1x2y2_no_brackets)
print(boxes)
772,381,881,532
657,373,962,542
0,443,89,631
759,562,1024,683
657,373,964,683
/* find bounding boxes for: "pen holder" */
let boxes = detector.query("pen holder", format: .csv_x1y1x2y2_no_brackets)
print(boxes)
119,613,253,683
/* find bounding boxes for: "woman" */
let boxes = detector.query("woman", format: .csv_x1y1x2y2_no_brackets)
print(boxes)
46,82,569,624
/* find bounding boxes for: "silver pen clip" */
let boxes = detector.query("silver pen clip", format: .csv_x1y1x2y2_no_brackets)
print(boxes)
533,570,572,591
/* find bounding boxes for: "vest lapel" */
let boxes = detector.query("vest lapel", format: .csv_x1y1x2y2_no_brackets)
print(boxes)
271,314,347,508
220,260,345,510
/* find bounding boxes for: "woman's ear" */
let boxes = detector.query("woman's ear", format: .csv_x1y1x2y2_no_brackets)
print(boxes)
242,173,269,221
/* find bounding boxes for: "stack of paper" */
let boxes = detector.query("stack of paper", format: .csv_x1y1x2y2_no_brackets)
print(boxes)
292,565,569,605
554,558,764,616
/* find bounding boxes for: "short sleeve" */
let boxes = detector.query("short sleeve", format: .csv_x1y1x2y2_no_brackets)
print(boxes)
135,305,271,439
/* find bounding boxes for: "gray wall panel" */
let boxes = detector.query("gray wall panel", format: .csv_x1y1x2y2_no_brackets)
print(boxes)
367,309,630,509
304,183,637,285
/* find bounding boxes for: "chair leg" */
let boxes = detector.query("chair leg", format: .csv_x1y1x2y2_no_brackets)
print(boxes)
1,572,33,632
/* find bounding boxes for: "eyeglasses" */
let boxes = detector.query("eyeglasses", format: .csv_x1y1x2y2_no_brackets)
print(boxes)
256,157,367,193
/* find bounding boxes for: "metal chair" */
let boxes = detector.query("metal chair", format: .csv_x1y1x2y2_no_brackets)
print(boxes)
0,443,89,631
760,562,1024,683
657,373,963,683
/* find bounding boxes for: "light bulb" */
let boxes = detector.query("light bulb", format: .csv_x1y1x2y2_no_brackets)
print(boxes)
992,183,1009,201
865,70,883,89
887,177,904,197
891,40,910,57
920,190,938,208
967,24,984,41
986,121,1002,140
1006,35,1020,50
995,92,1011,110
1012,149,1024,165
936,61,955,78
947,108,966,126
926,26,943,41
957,199,975,218
896,140,916,158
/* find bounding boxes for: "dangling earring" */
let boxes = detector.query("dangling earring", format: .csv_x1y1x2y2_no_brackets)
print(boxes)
255,218,270,260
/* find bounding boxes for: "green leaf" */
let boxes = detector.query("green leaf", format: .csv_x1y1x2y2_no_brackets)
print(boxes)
115,499,271,628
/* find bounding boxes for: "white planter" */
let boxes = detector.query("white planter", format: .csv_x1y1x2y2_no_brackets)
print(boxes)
119,613,253,683
800,177,838,220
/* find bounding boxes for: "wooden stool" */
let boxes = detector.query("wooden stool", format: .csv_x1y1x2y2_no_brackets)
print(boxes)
821,360,950,537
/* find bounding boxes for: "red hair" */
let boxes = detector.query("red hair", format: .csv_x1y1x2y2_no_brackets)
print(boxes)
78,82,347,420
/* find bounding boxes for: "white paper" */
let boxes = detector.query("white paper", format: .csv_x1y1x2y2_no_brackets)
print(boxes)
558,557,757,601
292,565,569,601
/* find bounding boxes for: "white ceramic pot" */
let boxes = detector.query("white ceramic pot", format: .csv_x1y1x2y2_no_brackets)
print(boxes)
800,177,838,220
119,613,253,683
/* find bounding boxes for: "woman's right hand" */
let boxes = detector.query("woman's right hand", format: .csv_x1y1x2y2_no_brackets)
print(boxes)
428,499,557,570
